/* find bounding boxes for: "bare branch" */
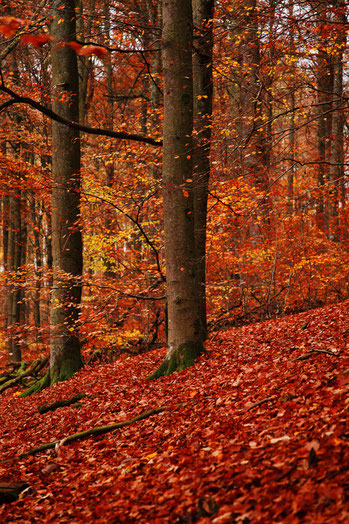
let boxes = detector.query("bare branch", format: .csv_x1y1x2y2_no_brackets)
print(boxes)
0,83,162,147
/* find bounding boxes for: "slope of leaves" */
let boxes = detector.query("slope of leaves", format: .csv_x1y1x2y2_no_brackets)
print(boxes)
0,301,348,523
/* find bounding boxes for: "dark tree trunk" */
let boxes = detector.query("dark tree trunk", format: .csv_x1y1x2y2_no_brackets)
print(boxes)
192,0,214,340
328,0,346,241
22,0,84,395
48,0,84,385
148,0,204,379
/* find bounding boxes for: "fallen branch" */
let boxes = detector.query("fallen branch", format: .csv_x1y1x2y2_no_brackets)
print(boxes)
38,394,86,414
292,350,340,362
0,405,171,464
0,357,49,394
245,396,276,412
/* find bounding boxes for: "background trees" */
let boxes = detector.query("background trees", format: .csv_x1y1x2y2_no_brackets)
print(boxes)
0,0,347,379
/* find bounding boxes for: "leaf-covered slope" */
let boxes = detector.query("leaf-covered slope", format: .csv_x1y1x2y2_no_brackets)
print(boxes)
0,301,348,523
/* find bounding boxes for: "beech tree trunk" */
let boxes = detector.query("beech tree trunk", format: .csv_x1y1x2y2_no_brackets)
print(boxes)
28,0,84,390
315,4,333,232
149,0,204,379
6,190,23,363
328,0,346,241
192,0,214,340
50,0,83,381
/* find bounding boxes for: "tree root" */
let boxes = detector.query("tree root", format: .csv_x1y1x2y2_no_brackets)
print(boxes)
38,394,86,414
0,357,49,395
19,369,51,398
0,482,29,503
0,405,171,465
147,341,205,380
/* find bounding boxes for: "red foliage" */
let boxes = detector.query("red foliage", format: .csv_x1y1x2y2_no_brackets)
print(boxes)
66,41,108,57
0,16,28,37
0,301,348,522
20,33,53,48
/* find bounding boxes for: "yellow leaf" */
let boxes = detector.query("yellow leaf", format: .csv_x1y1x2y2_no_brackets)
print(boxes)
145,452,157,460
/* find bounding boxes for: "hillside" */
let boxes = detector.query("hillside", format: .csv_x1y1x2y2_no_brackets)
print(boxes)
0,301,348,523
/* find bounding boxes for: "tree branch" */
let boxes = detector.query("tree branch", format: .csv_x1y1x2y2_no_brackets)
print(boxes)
0,405,171,464
0,83,162,147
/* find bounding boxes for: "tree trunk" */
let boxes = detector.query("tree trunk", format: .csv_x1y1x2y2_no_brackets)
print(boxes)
5,54,26,364
287,0,296,215
29,191,42,339
148,0,204,379
192,0,214,340
49,0,83,383
76,0,95,126
230,0,271,236
22,0,85,393
328,0,346,241
315,4,333,231
6,190,23,363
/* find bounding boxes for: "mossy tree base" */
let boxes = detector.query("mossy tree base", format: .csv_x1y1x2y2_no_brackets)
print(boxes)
20,358,82,398
148,341,205,380
19,370,51,397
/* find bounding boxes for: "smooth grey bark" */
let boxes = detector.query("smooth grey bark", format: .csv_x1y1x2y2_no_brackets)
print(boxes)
29,192,42,337
76,0,95,126
6,55,25,364
149,0,204,379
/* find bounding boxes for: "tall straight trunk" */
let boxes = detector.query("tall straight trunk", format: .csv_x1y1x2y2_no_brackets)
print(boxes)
192,0,214,340
21,0,84,396
315,5,333,231
328,0,346,241
29,191,42,338
149,0,204,379
102,0,115,188
287,0,296,214
6,54,25,364
20,0,84,395
6,190,23,363
76,0,95,126
48,0,83,384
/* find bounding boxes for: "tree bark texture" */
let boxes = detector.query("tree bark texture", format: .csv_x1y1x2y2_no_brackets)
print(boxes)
328,0,346,241
49,0,83,383
149,0,204,379
192,0,214,340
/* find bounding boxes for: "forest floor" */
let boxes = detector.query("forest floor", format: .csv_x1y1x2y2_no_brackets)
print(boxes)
0,300,348,523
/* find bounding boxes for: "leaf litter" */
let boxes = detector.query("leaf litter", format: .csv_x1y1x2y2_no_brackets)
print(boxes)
0,300,348,523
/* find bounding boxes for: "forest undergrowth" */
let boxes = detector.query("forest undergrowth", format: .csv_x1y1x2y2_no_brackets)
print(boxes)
0,300,348,523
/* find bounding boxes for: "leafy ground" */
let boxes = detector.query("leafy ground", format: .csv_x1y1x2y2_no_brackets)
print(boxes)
0,301,348,523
